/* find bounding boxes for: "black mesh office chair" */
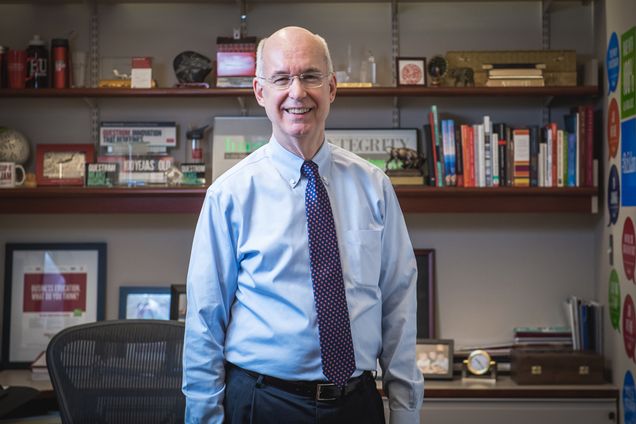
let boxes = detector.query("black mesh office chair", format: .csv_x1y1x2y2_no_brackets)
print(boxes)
46,320,185,424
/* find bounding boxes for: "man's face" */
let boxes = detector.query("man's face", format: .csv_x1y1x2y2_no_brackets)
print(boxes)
254,32,336,149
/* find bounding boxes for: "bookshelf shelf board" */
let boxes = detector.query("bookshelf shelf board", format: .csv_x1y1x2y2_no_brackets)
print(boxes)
0,186,598,214
0,86,599,99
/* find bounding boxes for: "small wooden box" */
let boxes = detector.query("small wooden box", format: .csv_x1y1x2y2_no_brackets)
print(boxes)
511,349,604,385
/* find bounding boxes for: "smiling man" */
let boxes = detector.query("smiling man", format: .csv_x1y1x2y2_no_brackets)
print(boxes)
183,26,423,424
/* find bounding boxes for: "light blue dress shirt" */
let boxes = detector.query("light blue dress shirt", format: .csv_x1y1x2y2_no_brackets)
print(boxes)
183,137,423,423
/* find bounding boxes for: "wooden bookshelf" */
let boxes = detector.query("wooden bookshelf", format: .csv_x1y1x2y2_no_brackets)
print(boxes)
0,186,598,214
0,86,599,98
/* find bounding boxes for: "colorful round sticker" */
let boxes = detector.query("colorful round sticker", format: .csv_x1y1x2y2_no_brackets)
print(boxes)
608,164,620,226
625,371,636,424
624,294,636,360
609,269,622,331
608,97,621,158
607,32,620,94
624,217,636,282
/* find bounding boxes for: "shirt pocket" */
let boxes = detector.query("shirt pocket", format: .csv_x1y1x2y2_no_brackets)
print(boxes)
343,229,382,287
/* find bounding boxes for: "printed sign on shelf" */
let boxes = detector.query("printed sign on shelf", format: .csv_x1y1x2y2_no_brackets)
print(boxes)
622,118,636,206
609,268,621,331
608,32,620,94
623,294,636,360
609,164,621,225
621,27,635,118
609,97,621,159
624,217,636,282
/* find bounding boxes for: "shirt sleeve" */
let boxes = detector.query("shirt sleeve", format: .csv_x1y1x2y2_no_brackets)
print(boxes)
182,188,239,423
377,178,424,424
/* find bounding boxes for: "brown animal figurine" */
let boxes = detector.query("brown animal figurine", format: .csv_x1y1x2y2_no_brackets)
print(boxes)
385,147,424,171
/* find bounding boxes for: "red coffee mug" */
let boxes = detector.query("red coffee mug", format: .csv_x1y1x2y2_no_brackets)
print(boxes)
7,49,26,89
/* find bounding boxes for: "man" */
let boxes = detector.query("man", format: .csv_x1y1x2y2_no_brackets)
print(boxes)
183,26,423,423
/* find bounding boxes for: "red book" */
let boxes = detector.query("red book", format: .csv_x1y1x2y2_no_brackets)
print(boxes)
550,122,558,187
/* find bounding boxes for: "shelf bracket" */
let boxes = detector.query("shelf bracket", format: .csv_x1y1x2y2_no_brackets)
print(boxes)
391,0,400,127
237,97,248,116
237,0,248,37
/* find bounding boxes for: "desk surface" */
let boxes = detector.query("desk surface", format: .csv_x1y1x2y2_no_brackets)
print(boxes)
1,369,617,400
0,371,52,394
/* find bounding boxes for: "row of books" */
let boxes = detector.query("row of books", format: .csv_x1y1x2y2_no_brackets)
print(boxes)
566,295,603,354
423,105,596,188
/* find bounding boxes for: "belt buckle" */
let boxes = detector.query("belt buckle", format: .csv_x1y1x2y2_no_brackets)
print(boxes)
315,383,340,401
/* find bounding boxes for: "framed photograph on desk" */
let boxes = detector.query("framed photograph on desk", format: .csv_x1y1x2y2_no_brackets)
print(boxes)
415,249,436,339
416,339,454,380
2,243,106,368
118,286,171,320
170,284,187,322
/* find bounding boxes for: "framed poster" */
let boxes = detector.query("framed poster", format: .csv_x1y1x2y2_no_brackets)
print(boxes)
325,128,420,171
415,339,453,379
170,284,186,322
35,143,95,186
2,243,106,368
415,249,436,339
118,286,171,320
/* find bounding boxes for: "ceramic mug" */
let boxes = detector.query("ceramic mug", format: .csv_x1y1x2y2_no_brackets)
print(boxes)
0,162,26,188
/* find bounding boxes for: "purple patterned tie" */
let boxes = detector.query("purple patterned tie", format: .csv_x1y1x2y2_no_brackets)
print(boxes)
301,160,356,388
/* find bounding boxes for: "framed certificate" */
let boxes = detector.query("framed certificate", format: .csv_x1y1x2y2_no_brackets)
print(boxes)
2,243,106,368
36,143,95,186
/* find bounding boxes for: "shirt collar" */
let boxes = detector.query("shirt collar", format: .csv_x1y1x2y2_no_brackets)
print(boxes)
267,136,332,189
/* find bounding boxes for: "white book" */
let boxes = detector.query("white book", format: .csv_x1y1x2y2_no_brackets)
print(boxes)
475,124,485,187
492,134,499,187
557,130,564,187
546,127,553,187
538,143,545,187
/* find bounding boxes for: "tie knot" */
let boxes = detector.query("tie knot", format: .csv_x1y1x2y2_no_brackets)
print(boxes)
301,161,320,180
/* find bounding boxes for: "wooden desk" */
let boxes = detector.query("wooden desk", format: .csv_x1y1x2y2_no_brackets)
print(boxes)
0,371,53,394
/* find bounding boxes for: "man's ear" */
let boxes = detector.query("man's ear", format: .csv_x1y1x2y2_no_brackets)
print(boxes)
328,73,337,103
253,77,265,107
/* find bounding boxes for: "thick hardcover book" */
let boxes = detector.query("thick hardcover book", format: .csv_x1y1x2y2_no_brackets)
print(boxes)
423,124,437,187
529,126,539,187
454,124,464,187
429,107,444,187
512,128,530,186
486,78,545,87
483,116,492,187
100,121,177,148
475,124,485,187
563,113,579,186
461,125,475,187
493,123,507,187
577,106,586,188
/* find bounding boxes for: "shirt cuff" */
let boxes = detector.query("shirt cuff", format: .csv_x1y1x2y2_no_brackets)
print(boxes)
389,408,420,424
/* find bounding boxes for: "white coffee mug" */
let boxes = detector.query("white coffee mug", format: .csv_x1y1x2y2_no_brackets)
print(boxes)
0,162,26,188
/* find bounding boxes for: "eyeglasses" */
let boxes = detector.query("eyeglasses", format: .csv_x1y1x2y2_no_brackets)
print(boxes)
257,72,330,90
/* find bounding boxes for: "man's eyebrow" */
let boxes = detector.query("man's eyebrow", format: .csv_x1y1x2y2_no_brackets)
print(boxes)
268,67,324,76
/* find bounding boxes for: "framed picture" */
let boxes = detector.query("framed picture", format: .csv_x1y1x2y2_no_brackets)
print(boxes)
397,57,427,86
325,128,420,171
118,286,171,320
36,143,95,186
2,243,106,368
170,284,186,321
416,339,454,379
415,249,436,339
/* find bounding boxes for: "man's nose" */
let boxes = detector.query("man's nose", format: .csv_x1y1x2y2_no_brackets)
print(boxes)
288,76,307,99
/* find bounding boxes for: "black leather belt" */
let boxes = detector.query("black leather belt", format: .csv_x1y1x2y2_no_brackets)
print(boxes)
228,363,373,401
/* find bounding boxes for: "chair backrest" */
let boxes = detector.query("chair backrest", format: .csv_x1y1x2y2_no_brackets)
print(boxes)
46,320,185,424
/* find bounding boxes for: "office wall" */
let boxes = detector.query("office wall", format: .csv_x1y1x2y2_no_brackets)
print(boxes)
0,2,598,352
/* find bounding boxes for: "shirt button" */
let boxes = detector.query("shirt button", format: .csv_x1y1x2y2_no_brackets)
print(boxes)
322,177,329,186
290,179,295,186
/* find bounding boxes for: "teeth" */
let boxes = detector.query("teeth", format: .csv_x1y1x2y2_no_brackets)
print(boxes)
286,108,310,114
